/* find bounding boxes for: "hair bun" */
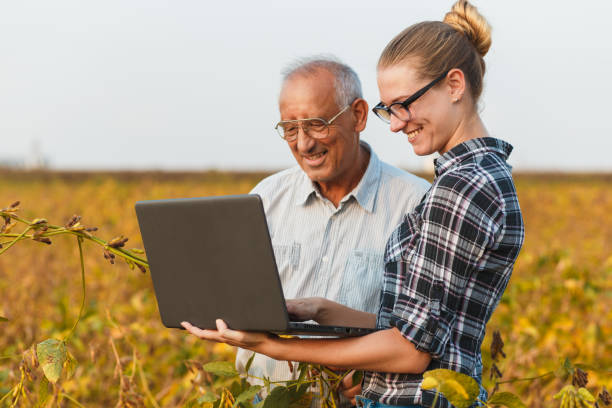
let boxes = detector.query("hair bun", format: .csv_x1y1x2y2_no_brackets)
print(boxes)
443,0,491,57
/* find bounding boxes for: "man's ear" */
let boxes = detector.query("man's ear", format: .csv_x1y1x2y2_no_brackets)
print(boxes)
447,68,466,102
351,98,368,133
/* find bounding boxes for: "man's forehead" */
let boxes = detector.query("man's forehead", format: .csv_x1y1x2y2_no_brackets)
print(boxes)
279,72,337,111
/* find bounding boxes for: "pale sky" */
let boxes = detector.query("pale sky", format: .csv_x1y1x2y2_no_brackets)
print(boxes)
0,0,610,172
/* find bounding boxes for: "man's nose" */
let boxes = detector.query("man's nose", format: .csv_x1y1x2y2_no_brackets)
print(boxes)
296,127,316,152
389,114,407,133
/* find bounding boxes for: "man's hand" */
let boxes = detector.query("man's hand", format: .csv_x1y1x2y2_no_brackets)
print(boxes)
181,319,271,351
285,297,323,322
339,370,362,406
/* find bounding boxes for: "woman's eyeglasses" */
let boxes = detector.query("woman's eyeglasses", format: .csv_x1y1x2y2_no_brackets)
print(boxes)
372,70,449,124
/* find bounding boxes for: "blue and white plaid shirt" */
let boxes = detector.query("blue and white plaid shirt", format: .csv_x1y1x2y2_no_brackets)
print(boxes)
235,142,430,407
362,138,525,408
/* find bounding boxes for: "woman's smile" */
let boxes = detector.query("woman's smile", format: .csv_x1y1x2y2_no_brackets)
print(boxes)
404,126,423,143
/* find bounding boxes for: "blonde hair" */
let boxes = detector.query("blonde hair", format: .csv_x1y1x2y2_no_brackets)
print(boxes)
378,0,492,102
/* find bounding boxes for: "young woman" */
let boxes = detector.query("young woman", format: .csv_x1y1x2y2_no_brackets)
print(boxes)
182,2,524,407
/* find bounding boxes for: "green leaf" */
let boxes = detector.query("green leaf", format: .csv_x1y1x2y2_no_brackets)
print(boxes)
487,392,527,408
0,316,7,322
352,370,364,387
36,339,67,383
297,363,309,383
289,392,313,408
555,357,574,380
422,369,479,408
197,393,218,403
38,376,50,407
202,361,239,377
235,385,263,406
262,386,292,408
245,353,256,375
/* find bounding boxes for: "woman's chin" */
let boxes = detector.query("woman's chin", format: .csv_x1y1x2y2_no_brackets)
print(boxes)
410,143,430,156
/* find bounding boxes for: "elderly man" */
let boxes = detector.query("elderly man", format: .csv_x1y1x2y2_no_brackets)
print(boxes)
233,57,429,406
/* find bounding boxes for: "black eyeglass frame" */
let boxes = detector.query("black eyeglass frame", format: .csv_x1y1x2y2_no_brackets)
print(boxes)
372,70,450,123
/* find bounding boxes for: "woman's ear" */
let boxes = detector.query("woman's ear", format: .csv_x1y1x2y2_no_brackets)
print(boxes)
351,98,369,132
447,68,466,103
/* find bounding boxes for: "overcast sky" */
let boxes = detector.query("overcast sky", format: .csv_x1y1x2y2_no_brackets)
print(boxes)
0,1,610,172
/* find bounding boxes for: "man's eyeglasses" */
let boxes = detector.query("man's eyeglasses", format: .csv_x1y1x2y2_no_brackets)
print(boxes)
372,70,449,124
275,105,350,141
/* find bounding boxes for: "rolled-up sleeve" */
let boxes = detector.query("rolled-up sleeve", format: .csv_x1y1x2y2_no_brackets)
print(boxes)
388,171,502,359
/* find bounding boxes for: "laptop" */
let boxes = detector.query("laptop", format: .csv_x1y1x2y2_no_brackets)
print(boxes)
135,194,376,337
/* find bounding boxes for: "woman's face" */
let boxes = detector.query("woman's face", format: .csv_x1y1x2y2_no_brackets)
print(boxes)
377,63,461,156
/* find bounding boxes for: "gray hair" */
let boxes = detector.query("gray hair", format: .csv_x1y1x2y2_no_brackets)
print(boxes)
281,55,363,108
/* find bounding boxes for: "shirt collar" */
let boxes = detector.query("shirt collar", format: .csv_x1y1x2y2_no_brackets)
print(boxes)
433,137,513,177
295,141,382,213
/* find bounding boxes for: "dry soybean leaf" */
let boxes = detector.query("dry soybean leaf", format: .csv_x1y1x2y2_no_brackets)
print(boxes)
64,351,78,380
490,363,503,380
103,249,116,265
33,237,52,245
36,339,67,383
31,218,47,226
600,386,612,405
9,201,20,209
490,330,506,362
65,215,81,228
3,221,16,234
573,367,589,388
108,236,129,248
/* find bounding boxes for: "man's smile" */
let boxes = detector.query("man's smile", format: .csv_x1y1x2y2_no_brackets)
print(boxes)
302,150,328,166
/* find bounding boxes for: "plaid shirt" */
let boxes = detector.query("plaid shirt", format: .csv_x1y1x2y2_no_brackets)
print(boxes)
362,137,525,408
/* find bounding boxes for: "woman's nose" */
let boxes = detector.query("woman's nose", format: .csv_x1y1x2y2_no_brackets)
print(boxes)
389,114,407,133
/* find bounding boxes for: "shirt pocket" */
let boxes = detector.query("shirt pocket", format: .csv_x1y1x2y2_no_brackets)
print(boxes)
338,250,384,312
272,243,301,294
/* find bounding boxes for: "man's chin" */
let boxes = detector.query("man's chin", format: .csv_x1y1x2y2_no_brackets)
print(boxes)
302,167,332,184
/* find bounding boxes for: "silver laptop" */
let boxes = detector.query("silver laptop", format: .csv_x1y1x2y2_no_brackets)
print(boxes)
135,194,376,337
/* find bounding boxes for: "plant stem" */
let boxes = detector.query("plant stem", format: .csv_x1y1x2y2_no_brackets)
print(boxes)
59,393,86,408
137,357,161,408
431,389,439,408
0,385,17,405
0,226,32,255
64,236,86,343
496,371,554,384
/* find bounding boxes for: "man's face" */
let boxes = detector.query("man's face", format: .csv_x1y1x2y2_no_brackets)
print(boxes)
279,71,360,185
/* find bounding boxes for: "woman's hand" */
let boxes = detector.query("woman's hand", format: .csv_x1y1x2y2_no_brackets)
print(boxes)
181,319,272,351
286,297,323,322
339,370,362,406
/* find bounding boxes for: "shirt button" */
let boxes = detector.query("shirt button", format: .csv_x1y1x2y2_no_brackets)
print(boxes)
322,256,329,263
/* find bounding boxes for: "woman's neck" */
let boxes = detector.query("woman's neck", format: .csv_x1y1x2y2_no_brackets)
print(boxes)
440,112,489,155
